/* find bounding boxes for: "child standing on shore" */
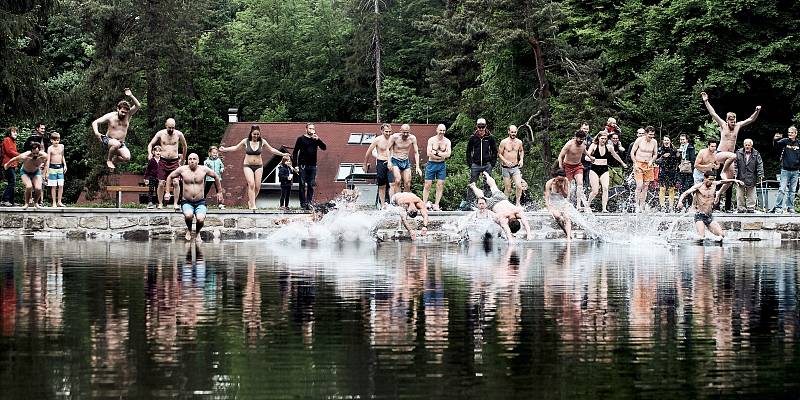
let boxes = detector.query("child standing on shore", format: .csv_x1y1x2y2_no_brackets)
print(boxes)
144,145,163,208
278,154,293,209
203,146,225,209
45,132,67,207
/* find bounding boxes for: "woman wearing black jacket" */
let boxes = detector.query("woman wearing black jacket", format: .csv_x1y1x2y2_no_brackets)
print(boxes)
677,134,696,208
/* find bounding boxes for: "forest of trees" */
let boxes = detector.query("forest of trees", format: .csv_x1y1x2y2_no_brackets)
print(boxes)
2,0,800,202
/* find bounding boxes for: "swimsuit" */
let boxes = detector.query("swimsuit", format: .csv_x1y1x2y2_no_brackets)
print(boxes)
694,212,713,226
485,189,508,210
425,161,446,180
101,135,126,149
634,160,655,181
391,157,411,171
563,163,583,181
159,157,181,179
591,145,610,177
376,159,393,186
181,199,208,215
47,163,64,186
245,140,263,155
245,164,263,172
22,168,40,179
501,165,521,178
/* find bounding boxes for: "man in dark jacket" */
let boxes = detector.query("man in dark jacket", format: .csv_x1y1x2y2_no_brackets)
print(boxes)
462,118,497,209
734,139,764,212
773,127,800,213
292,123,326,210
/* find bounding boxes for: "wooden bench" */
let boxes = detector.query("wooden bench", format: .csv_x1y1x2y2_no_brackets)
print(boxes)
106,185,150,207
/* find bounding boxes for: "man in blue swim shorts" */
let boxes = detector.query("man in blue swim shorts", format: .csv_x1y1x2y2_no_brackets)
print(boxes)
423,124,452,211
387,123,423,193
165,153,223,241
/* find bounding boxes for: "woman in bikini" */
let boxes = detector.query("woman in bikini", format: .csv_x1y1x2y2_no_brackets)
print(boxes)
220,124,288,209
586,132,627,212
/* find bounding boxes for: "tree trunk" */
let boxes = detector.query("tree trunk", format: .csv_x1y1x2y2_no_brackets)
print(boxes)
526,35,553,170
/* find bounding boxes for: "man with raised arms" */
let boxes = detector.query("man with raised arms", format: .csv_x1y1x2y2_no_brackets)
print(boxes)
701,91,761,207
498,125,525,206
147,118,188,210
164,153,223,242
4,143,49,209
557,129,593,210
91,88,141,169
468,171,533,242
422,123,451,211
390,191,429,240
678,171,743,241
630,126,658,212
364,123,395,208
387,123,423,194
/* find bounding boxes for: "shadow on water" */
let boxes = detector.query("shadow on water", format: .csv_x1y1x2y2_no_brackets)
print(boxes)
0,238,799,398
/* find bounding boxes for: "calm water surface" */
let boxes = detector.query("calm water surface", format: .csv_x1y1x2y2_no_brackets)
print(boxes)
1,238,799,399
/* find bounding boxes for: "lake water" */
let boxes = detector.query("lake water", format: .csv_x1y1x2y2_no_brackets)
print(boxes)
1,238,799,398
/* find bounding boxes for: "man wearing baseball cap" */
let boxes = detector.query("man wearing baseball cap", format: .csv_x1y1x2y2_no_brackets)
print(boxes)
461,118,497,209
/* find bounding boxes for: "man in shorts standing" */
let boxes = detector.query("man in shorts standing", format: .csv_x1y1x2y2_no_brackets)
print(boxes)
147,118,188,210
364,123,395,208
558,130,593,210
387,123,423,193
4,143,48,209
498,125,525,206
45,132,67,207
630,126,658,212
91,88,141,169
423,124,451,211
165,153,223,242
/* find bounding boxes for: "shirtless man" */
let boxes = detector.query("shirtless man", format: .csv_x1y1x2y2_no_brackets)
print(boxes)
423,123,452,211
387,123,423,193
677,171,743,241
693,139,720,185
389,191,429,240
91,88,141,169
557,129,593,210
45,132,67,207
498,125,525,206
164,153,223,242
468,171,533,242
701,92,761,206
630,126,658,212
4,143,49,209
544,169,572,241
364,123,395,208
147,118,188,210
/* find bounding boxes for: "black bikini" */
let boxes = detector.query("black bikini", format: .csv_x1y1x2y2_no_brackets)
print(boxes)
591,144,610,176
244,140,263,171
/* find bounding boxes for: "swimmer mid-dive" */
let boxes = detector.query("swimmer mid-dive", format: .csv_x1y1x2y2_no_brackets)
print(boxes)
544,169,572,242
390,192,429,240
468,171,533,242
677,170,743,242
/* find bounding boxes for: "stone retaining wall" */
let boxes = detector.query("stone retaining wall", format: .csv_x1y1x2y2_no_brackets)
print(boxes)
1,208,798,241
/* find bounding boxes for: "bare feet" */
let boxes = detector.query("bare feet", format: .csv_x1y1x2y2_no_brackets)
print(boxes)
58,202,65,207
195,234,203,243
185,231,192,241
22,203,28,210
157,204,163,209
106,160,116,169
51,203,57,208
173,204,180,210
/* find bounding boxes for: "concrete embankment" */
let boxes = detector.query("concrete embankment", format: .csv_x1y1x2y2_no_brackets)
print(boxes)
0,208,798,242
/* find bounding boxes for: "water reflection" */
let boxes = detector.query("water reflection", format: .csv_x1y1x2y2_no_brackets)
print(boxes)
1,238,799,398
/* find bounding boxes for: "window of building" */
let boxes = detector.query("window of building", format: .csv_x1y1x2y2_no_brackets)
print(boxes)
347,133,376,145
335,163,367,181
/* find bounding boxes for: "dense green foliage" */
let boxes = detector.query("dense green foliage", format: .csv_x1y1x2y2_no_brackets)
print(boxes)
1,0,798,201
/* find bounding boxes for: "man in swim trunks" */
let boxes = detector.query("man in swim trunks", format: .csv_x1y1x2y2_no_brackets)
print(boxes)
387,123,423,193
91,88,141,169
390,191,429,240
498,125,525,206
558,129,593,210
677,170,743,241
364,123,395,208
148,118,188,210
4,142,49,209
45,132,67,207
701,91,761,208
423,124,452,211
165,153,222,242
468,171,533,242
630,125,658,212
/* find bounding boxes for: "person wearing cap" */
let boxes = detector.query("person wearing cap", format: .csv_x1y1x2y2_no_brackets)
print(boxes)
463,118,497,208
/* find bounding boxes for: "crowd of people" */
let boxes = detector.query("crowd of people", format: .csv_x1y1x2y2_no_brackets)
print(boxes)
2,90,800,242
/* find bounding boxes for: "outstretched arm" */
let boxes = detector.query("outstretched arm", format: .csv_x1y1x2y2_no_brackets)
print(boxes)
739,106,762,128
701,91,726,127
219,139,245,153
124,88,141,115
608,144,627,167
677,183,700,206
262,139,288,157
4,152,27,169
164,169,181,196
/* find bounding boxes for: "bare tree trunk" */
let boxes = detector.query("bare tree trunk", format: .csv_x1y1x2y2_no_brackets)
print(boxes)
527,35,552,170
373,0,381,123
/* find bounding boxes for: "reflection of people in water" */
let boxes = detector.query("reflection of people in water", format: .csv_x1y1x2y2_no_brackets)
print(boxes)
243,260,262,346
422,247,448,359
